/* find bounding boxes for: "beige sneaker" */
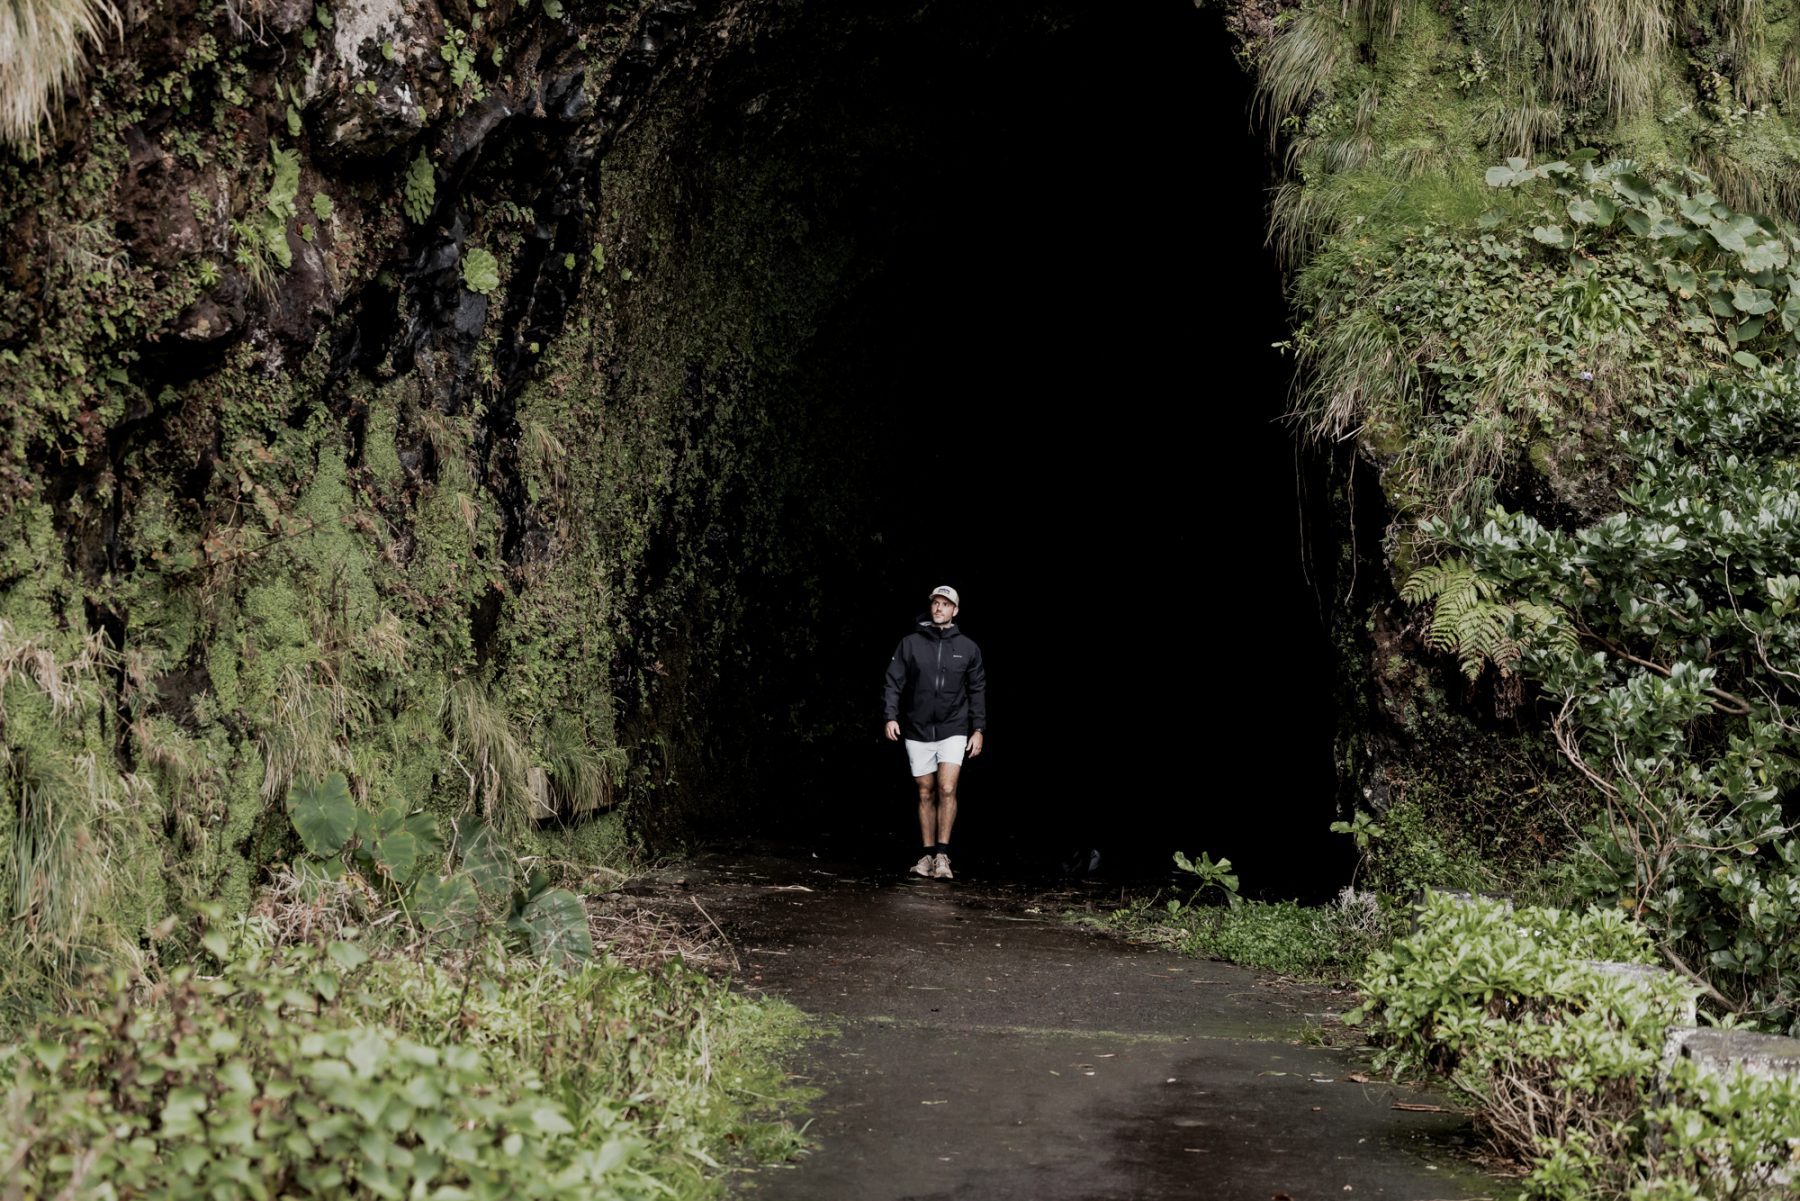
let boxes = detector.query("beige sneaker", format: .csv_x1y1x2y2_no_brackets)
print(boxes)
910,854,934,877
931,853,953,880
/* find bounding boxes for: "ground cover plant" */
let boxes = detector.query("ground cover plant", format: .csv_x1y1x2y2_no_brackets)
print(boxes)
0,925,809,1200
0,774,812,1197
1080,852,1395,980
1351,892,1799,1198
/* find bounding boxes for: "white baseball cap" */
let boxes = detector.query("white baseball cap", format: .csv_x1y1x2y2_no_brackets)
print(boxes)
929,585,960,606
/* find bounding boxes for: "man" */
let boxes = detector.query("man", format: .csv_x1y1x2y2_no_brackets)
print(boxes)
882,585,986,879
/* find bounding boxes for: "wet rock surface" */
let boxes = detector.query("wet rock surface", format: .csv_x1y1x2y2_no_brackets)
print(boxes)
647,849,1501,1200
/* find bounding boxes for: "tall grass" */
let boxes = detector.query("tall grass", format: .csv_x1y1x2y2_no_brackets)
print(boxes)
0,619,147,1016
259,661,369,806
3,748,139,976
1517,0,1670,118
1268,178,1344,270
443,678,533,834
1257,6,1353,146
1476,91,1566,157
0,0,119,148
543,716,626,817
1291,306,1419,442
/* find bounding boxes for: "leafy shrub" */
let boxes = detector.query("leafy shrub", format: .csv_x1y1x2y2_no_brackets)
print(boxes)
1172,850,1240,906
284,773,592,963
1413,367,1800,1032
1630,1059,1800,1200
1351,893,1707,1195
0,922,807,1199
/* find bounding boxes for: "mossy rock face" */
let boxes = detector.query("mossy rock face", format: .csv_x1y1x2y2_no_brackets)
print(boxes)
0,0,884,995
4,0,1108,997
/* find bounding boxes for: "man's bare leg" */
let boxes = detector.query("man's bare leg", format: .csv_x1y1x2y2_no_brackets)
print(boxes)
915,774,938,849
935,762,961,845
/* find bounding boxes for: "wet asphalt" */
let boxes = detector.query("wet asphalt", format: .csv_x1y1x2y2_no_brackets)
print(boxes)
646,850,1501,1201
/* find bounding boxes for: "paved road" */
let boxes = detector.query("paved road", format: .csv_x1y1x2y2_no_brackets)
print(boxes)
653,851,1500,1200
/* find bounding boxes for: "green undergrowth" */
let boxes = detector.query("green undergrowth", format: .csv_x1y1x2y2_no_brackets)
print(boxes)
0,920,813,1200
1242,0,1800,1035
1352,892,1799,1199
1083,895,1391,980
1078,854,1397,980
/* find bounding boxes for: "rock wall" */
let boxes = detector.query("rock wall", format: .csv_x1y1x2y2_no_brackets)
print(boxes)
0,0,915,992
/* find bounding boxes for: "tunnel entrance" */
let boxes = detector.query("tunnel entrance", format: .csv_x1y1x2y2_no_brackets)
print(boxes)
678,2,1346,898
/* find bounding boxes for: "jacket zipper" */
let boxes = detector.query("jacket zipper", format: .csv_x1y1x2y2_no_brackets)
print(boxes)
932,638,944,741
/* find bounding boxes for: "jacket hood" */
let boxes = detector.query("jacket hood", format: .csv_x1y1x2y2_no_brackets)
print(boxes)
914,614,960,638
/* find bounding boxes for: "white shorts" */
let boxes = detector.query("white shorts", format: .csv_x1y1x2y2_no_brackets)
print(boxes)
905,735,967,777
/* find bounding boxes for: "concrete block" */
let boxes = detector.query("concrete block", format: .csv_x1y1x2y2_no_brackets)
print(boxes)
1661,1026,1800,1082
528,766,556,822
1656,1027,1800,1192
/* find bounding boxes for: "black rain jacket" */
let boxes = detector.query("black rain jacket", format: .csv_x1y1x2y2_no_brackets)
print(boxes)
882,617,987,742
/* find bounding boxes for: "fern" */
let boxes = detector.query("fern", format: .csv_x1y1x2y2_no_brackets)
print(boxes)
1402,560,1572,680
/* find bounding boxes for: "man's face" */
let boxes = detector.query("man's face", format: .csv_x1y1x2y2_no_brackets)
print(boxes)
929,595,957,625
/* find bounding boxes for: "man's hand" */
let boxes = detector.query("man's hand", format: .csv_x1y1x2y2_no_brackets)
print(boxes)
884,720,900,741
968,731,984,758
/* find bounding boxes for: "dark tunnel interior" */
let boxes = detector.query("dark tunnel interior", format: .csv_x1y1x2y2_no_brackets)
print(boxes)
689,3,1349,899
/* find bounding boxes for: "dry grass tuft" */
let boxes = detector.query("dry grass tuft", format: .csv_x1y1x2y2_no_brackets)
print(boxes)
0,0,119,149
250,863,386,946
1,748,146,995
1477,92,1567,158
442,678,533,834
1537,0,1670,117
1291,306,1420,442
259,662,369,806
1257,6,1353,146
0,617,105,726
1268,178,1344,270
542,718,625,816
587,892,739,975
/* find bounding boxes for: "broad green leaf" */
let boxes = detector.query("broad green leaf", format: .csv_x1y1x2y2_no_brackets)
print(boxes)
1567,196,1615,226
1740,237,1789,273
460,828,515,899
289,774,357,856
411,873,482,945
327,940,368,970
1612,174,1655,205
1778,292,1800,331
1731,280,1774,314
403,811,444,861
530,1105,575,1136
373,830,419,883
1661,261,1698,297
521,887,592,965
1729,315,1765,347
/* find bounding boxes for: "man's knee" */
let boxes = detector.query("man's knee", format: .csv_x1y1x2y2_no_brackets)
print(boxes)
914,776,938,800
